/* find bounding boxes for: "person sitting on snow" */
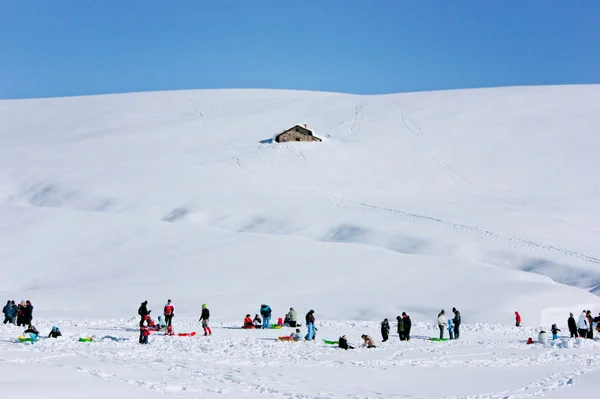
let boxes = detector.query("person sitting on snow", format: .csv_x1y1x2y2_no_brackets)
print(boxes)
243,314,254,329
24,326,39,336
253,314,262,329
361,334,376,348
157,315,167,329
290,329,302,341
48,326,62,338
339,335,354,350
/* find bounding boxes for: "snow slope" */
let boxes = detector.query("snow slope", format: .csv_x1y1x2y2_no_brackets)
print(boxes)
1,85,600,397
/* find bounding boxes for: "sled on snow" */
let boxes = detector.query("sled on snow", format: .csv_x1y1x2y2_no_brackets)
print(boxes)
78,337,93,342
278,336,301,341
429,337,448,342
177,332,197,337
323,339,339,345
18,336,40,342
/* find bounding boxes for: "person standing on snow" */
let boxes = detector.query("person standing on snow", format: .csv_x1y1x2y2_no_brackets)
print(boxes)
2,300,15,324
305,310,316,341
287,307,298,327
260,304,272,329
437,310,447,339
199,304,212,336
448,318,454,340
163,299,174,327
11,301,18,324
586,310,594,339
17,301,26,327
452,308,461,339
568,313,578,338
401,312,412,341
138,301,149,324
578,310,589,338
139,324,150,344
381,318,390,342
23,300,34,328
551,324,561,340
515,311,521,327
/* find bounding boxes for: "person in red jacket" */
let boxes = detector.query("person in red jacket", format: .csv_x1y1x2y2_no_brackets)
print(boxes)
164,299,175,327
515,311,521,327
139,324,150,344
243,314,254,329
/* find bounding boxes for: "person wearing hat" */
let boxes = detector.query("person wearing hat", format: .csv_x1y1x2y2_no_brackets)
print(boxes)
199,304,212,336
48,326,62,338
305,310,316,341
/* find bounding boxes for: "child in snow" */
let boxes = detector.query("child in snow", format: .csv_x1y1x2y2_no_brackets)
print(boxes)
24,326,39,344
48,326,62,338
515,311,521,327
157,315,167,329
243,314,254,329
381,318,390,342
253,314,262,329
339,335,354,350
139,324,150,344
551,324,561,340
290,329,302,341
448,318,454,340
361,334,376,348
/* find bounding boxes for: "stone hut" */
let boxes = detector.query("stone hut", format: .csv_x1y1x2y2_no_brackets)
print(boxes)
275,124,322,143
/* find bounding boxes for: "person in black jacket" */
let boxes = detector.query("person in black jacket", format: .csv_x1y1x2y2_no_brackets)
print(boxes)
338,335,354,350
199,304,212,336
401,312,412,341
138,301,149,323
568,313,578,338
452,308,461,339
381,319,390,342
48,326,62,338
23,300,34,328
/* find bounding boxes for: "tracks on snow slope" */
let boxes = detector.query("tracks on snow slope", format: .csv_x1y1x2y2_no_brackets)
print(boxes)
332,195,600,266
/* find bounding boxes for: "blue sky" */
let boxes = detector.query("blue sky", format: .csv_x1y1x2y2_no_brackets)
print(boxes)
1,1,599,99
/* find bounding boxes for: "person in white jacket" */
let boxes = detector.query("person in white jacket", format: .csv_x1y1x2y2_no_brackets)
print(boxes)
578,310,590,338
437,310,447,339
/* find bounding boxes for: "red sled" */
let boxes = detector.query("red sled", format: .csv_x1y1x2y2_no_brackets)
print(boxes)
177,332,197,337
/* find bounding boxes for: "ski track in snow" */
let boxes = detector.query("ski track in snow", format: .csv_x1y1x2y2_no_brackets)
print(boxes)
333,196,600,266
2,319,600,398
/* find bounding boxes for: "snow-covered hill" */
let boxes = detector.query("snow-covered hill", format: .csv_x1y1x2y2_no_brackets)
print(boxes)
2,85,600,398
1,86,600,325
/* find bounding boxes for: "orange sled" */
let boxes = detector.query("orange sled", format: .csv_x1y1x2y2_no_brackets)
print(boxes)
177,332,197,337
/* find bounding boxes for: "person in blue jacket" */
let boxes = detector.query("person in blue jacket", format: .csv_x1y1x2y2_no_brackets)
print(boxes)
448,318,454,340
260,304,272,329
3,300,16,324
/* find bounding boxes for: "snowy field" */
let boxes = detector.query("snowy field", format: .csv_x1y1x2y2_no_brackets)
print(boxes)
1,85,600,397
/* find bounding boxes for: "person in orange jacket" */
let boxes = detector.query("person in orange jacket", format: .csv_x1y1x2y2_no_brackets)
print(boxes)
515,311,521,327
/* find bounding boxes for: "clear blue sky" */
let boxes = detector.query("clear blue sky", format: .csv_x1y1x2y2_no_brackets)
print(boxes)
1,1,599,99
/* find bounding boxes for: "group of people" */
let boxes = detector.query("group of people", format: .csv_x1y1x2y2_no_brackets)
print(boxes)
243,306,317,340
436,308,461,340
2,300,33,327
569,310,600,339
136,300,212,344
2,300,34,327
